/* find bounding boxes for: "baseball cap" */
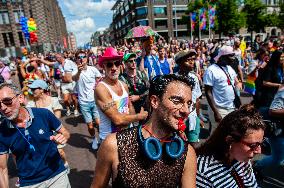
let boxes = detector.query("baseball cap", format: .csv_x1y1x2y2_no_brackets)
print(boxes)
123,53,136,62
214,45,235,62
28,80,48,90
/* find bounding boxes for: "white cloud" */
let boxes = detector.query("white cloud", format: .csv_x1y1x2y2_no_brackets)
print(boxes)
67,17,95,47
59,0,115,46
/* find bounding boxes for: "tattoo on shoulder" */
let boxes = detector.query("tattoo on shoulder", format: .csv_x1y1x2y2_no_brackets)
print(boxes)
102,101,116,112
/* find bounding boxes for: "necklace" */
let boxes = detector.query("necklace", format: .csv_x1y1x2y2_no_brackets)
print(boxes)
142,125,172,143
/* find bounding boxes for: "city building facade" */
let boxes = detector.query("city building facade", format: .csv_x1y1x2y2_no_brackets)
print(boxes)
68,32,77,50
110,0,190,45
0,0,68,57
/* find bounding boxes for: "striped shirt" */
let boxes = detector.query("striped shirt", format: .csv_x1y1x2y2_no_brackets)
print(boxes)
197,155,258,188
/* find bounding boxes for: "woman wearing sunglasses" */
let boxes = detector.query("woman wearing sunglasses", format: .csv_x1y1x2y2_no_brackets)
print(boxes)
26,80,69,171
196,104,265,188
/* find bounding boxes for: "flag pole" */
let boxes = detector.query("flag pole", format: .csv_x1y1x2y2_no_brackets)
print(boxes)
190,13,193,42
208,2,211,39
198,11,201,40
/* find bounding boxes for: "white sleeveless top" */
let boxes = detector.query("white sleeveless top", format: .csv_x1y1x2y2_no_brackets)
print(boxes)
98,80,129,140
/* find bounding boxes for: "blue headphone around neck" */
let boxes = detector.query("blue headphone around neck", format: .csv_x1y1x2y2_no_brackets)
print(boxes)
137,125,185,161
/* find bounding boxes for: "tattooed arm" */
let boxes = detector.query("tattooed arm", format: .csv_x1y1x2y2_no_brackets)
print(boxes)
95,83,148,127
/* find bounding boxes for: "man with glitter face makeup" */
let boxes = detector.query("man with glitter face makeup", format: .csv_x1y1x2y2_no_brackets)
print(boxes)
91,74,197,188
95,47,148,141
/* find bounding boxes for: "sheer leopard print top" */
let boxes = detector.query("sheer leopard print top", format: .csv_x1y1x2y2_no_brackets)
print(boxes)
113,126,188,188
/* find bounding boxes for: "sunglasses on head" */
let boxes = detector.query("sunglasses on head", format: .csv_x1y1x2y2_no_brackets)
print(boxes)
0,95,18,107
106,61,122,68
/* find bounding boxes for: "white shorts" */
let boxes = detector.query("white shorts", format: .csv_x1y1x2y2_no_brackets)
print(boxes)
61,82,76,94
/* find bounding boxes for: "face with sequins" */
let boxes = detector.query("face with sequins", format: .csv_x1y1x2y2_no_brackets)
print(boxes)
155,81,192,131
229,129,264,162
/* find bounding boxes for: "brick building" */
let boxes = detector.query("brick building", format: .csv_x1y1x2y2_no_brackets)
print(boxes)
110,0,190,45
0,0,68,56
68,32,77,50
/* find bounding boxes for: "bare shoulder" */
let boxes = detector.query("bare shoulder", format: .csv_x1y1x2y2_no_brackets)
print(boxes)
95,82,110,99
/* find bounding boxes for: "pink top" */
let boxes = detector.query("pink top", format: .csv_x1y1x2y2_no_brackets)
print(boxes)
0,66,11,80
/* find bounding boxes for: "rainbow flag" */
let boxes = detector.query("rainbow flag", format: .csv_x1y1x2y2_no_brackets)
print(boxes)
244,74,257,95
191,12,197,30
209,4,216,28
199,8,206,30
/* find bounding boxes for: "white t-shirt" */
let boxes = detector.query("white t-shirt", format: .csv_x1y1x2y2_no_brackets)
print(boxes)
63,59,78,76
187,72,202,130
77,66,102,103
203,64,237,109
26,97,63,113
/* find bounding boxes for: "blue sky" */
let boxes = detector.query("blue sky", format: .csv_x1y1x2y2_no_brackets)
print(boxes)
58,0,116,47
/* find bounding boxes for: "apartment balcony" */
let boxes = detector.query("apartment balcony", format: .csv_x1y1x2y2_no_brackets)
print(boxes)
135,13,148,20
153,13,168,18
152,0,167,6
174,24,188,30
135,1,147,7
155,25,168,30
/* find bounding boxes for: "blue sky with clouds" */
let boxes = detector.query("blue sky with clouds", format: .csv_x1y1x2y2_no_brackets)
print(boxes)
58,0,116,47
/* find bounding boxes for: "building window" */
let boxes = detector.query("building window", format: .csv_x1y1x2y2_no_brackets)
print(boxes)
8,32,15,46
172,7,187,14
14,10,24,23
153,7,167,15
18,32,24,46
137,19,148,26
136,7,147,15
125,3,129,12
122,18,125,26
154,19,167,28
135,0,146,3
173,18,185,26
0,11,10,24
2,33,9,47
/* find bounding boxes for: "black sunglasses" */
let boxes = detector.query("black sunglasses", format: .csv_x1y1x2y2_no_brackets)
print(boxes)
30,88,41,91
78,55,86,59
0,95,18,107
106,61,122,68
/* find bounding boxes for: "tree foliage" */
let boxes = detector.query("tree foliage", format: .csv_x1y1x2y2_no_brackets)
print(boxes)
242,0,266,33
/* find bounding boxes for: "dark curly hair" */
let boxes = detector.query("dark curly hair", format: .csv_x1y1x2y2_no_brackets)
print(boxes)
149,74,195,100
196,104,265,163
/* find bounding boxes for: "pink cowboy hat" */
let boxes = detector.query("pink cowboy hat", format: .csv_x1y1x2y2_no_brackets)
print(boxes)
98,47,123,66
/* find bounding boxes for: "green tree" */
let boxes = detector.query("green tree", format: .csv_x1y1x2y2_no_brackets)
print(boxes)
277,2,284,33
242,0,266,38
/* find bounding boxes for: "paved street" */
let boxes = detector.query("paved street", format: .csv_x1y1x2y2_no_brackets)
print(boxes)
8,92,284,188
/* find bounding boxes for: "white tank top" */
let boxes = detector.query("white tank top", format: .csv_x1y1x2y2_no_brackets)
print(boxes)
98,80,129,140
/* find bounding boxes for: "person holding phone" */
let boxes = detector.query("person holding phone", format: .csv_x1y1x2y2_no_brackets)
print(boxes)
72,51,102,137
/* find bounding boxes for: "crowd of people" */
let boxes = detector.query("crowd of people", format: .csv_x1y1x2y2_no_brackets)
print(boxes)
0,34,283,187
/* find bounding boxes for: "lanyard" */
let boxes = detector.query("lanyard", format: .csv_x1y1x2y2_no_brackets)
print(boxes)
15,125,36,152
